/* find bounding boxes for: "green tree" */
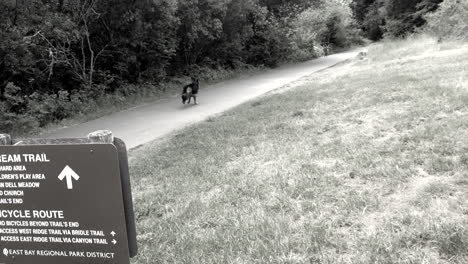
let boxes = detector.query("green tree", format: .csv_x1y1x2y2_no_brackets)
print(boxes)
351,0,442,39
424,0,468,41
175,0,229,67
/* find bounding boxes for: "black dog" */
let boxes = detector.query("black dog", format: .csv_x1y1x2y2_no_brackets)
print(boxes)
182,78,199,104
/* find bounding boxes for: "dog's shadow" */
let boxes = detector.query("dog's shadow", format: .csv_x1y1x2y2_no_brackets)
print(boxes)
178,103,198,110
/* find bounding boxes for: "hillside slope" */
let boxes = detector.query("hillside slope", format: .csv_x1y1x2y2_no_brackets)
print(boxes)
130,36,468,264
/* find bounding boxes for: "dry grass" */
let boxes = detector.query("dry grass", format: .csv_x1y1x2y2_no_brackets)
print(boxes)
129,36,468,264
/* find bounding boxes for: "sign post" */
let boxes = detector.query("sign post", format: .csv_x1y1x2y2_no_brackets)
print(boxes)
0,131,137,264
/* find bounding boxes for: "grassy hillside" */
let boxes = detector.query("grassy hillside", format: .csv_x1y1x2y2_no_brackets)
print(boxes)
129,36,468,264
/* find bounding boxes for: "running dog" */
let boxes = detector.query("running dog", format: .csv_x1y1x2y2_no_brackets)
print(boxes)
181,78,199,104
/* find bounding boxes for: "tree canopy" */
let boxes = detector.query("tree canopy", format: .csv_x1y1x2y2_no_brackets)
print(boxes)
351,0,443,40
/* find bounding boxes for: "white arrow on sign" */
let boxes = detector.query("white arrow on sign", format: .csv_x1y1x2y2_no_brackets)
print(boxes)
112,239,117,245
58,165,80,190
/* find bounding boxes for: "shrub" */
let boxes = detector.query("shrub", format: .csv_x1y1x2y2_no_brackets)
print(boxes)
351,0,444,40
0,83,38,133
424,0,468,41
293,0,361,54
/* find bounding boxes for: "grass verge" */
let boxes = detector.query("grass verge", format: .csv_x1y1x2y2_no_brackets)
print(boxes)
129,35,468,263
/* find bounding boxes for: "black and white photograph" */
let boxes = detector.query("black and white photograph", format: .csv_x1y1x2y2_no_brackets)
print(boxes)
0,0,467,263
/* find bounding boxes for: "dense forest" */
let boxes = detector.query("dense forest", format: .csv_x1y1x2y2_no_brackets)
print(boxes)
0,0,464,133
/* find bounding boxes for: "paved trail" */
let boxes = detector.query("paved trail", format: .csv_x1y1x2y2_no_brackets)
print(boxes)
40,49,362,149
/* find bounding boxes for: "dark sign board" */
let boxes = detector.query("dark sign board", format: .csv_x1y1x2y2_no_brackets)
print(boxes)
0,144,130,264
